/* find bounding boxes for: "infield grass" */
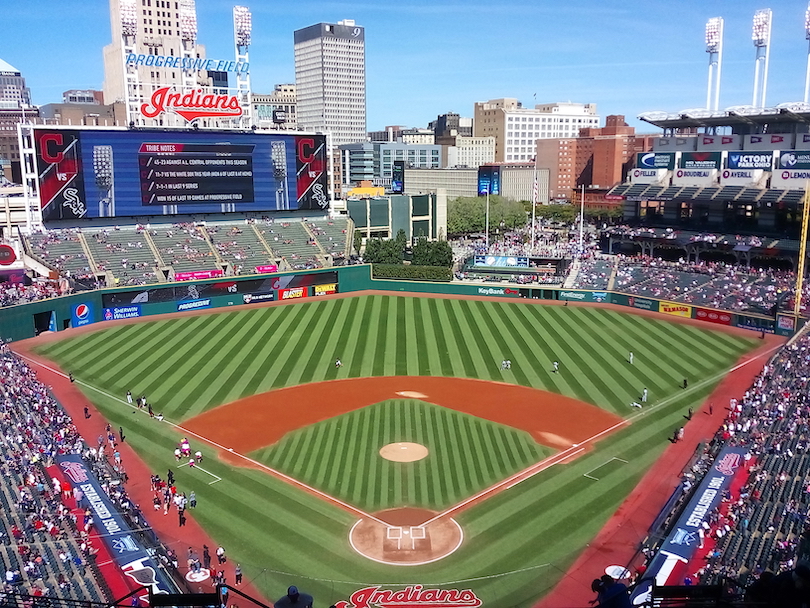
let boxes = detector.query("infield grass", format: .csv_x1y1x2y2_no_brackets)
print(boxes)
33,295,761,607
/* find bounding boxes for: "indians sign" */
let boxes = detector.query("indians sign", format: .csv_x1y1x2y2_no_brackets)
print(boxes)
335,586,482,608
140,87,243,122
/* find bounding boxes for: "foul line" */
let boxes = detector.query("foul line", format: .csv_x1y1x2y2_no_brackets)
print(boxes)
17,340,781,531
178,461,222,485
583,457,628,481
15,352,389,527
419,341,782,527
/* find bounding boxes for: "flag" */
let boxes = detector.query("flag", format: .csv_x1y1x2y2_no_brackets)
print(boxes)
532,173,538,204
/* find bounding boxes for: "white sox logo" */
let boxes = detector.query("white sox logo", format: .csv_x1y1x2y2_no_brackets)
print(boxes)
335,585,482,608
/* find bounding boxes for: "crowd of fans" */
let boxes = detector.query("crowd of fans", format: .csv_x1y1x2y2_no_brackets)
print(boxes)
0,342,179,600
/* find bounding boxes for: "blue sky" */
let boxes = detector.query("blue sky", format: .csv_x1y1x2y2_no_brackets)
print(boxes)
2,0,810,131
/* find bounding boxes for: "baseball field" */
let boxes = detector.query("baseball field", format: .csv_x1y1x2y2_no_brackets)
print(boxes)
31,293,761,607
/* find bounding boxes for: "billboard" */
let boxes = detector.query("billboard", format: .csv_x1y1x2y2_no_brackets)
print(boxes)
391,160,405,194
694,307,732,326
672,168,717,186
726,151,772,170
772,169,810,189
679,152,721,170
720,169,764,187
659,301,691,318
33,127,329,221
636,152,675,170
477,165,501,196
629,168,668,184
778,150,810,170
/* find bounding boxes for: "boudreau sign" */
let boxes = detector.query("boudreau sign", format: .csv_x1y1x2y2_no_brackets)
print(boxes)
140,87,243,122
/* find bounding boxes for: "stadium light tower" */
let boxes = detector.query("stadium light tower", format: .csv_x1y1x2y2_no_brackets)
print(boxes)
233,6,253,129
119,0,140,126
705,17,724,112
179,1,199,96
804,3,810,104
752,8,772,109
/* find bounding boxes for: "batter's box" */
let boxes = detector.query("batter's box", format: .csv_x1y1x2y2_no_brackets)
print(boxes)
583,457,628,481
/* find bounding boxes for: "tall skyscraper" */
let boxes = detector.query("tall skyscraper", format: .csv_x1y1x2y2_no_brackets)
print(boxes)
102,0,252,128
294,20,366,146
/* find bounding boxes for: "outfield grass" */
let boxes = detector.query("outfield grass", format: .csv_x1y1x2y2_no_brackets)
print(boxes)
33,295,760,607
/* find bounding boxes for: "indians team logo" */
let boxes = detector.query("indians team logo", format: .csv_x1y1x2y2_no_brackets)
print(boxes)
714,452,742,476
140,87,243,122
74,304,90,320
335,586,482,608
60,461,89,483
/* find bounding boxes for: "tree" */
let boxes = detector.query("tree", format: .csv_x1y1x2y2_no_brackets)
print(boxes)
447,195,528,236
353,230,363,255
411,237,431,266
428,239,453,268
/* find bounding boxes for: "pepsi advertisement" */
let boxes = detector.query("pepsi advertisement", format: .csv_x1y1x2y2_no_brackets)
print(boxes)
33,127,329,222
71,302,94,328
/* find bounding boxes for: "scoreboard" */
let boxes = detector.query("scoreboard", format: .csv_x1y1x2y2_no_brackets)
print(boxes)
31,127,329,222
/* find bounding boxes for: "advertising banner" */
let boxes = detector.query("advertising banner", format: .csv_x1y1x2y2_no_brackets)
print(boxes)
736,314,775,334
636,152,675,170
56,454,174,597
627,296,657,311
679,152,721,170
391,160,405,195
477,165,501,196
175,269,224,281
695,307,732,326
103,305,142,321
255,264,278,274
778,150,810,170
279,287,307,300
659,448,746,561
476,286,521,297
314,283,338,296
71,302,94,327
473,255,529,268
241,291,275,304
177,299,211,311
32,127,329,221
659,301,692,318
726,152,773,170
777,314,796,333
335,585,482,608
558,290,609,303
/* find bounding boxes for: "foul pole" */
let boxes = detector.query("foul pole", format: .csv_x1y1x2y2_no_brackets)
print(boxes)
795,182,810,317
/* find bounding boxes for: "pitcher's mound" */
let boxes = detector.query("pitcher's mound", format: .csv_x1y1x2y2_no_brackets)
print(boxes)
349,507,462,566
379,442,429,462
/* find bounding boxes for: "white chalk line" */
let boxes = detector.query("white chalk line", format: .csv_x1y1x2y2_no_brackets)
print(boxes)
15,352,388,527
18,340,779,530
178,461,221,484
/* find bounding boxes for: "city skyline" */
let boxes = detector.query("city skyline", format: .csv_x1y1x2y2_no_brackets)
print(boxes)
3,0,810,132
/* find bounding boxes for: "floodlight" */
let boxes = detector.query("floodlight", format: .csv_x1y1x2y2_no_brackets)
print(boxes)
706,17,722,53
180,0,198,43
234,6,252,48
805,2,810,39
752,9,772,47
120,0,138,37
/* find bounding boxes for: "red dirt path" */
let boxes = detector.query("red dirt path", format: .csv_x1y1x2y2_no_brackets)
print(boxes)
184,376,623,456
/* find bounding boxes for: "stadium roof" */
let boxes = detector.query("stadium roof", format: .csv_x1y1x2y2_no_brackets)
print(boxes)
638,103,810,131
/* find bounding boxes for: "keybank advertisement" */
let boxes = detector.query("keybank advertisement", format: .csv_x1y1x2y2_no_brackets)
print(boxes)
56,454,174,597
33,127,329,221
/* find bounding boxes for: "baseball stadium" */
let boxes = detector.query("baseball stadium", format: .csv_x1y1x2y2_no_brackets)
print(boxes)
4,6,810,608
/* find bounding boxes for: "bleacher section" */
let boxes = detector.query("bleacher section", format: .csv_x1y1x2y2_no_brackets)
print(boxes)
143,224,220,274
256,221,323,270
205,222,277,274
27,231,95,280
83,228,157,286
23,218,353,283
306,218,351,261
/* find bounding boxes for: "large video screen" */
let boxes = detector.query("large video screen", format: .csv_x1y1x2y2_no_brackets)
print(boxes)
33,128,329,221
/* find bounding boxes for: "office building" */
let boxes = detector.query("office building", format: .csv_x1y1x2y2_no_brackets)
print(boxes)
474,98,599,163
340,142,441,188
294,20,366,146
253,84,297,130
0,59,33,181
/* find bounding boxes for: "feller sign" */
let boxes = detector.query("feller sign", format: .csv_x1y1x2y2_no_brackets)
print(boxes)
335,586,482,608
141,87,243,122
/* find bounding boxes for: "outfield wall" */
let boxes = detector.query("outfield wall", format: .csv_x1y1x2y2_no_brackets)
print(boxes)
0,265,798,341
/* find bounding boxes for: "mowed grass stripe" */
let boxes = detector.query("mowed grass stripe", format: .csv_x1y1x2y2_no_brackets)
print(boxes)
425,298,454,376
293,298,347,383
471,301,533,386
455,300,504,380
348,296,377,378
